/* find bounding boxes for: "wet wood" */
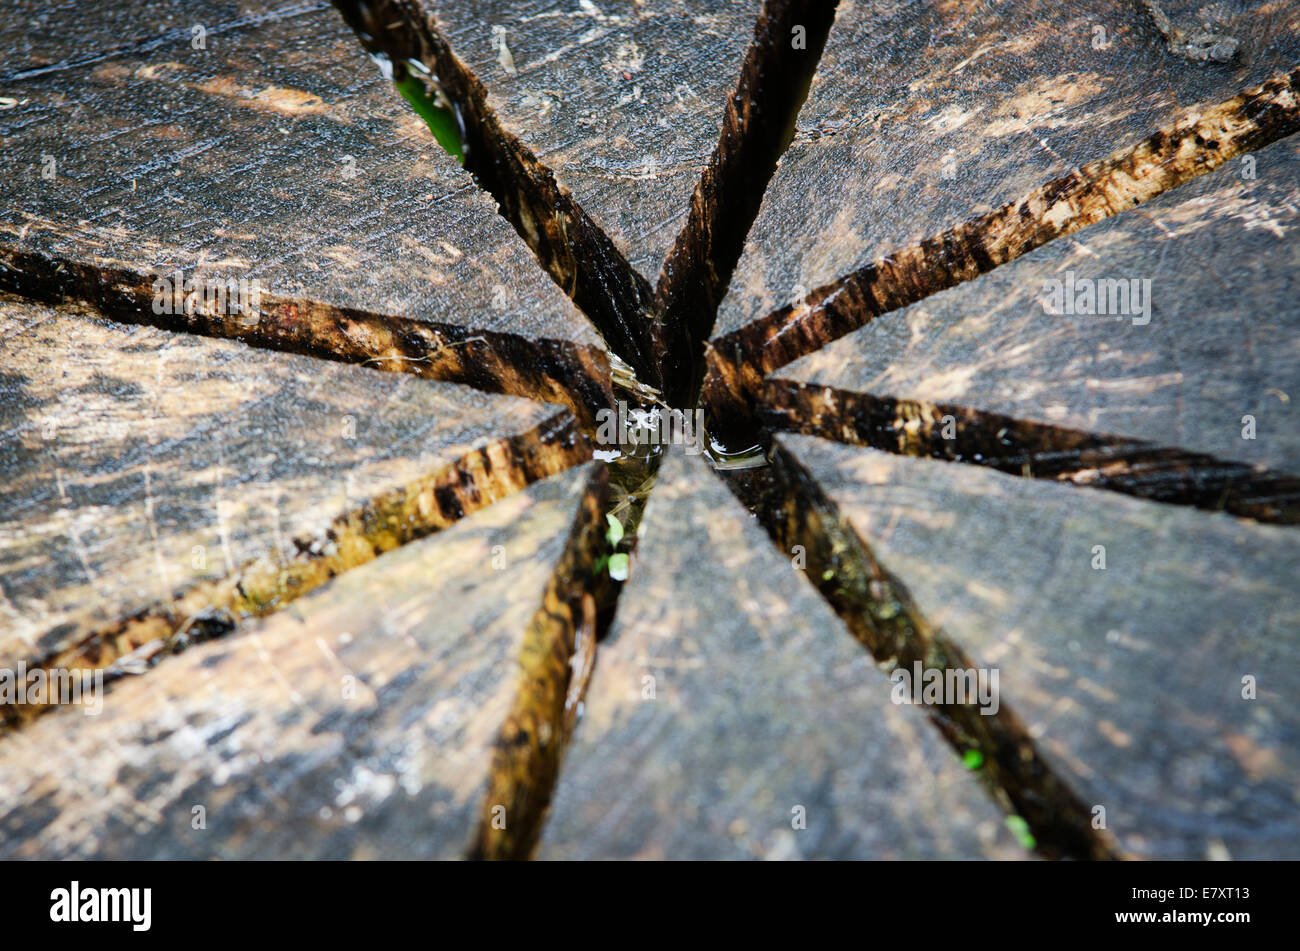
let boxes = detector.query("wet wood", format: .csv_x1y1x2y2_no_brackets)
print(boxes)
763,132,1300,523
0,0,613,426
781,433,1300,859
0,295,589,711
704,0,1300,442
334,0,833,402
539,449,1021,860
0,465,602,859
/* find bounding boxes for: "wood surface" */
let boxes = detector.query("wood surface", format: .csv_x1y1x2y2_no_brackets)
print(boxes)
704,0,1300,439
0,295,588,707
0,465,600,859
539,448,1021,860
763,131,1300,523
333,0,835,402
0,0,614,425
781,433,1300,859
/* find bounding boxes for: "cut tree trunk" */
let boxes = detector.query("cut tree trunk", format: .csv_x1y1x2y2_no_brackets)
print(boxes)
0,0,1295,863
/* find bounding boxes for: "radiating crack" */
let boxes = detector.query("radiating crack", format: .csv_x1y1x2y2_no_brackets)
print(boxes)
333,0,663,393
0,247,615,429
1,414,589,732
717,443,1122,861
2,0,1285,862
332,0,838,409
761,386,1300,525
468,465,612,860
703,66,1300,449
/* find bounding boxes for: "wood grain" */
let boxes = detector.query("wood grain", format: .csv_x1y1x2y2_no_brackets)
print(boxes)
0,465,599,859
0,295,588,706
539,448,1021,859
334,0,835,402
0,0,614,425
782,433,1300,859
764,131,1300,523
704,0,1300,441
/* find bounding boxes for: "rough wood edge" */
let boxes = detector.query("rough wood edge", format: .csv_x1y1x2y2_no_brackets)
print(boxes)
468,463,614,860
0,245,615,429
652,0,838,405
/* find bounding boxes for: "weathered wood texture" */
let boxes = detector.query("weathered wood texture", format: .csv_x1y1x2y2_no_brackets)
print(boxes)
704,0,1300,435
470,459,611,860
416,0,762,285
0,465,599,859
539,448,1020,859
782,433,1300,859
0,0,613,425
334,0,833,402
764,131,1300,522
0,295,588,695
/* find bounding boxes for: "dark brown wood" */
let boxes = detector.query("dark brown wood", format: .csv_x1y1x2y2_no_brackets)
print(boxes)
0,295,589,714
781,433,1300,860
763,131,1300,523
539,449,1022,859
704,0,1300,443
0,0,614,426
0,465,600,859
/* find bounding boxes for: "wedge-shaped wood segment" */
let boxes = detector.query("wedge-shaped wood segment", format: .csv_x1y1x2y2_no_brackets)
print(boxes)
335,0,833,399
705,0,1300,435
0,0,612,425
781,434,1300,860
412,0,763,277
764,132,1300,523
539,449,1020,859
0,465,601,859
0,296,588,700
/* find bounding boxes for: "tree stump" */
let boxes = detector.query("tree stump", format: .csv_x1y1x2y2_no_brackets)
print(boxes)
1,0,1296,861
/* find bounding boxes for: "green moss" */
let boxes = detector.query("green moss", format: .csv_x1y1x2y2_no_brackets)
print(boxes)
1005,815,1037,850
